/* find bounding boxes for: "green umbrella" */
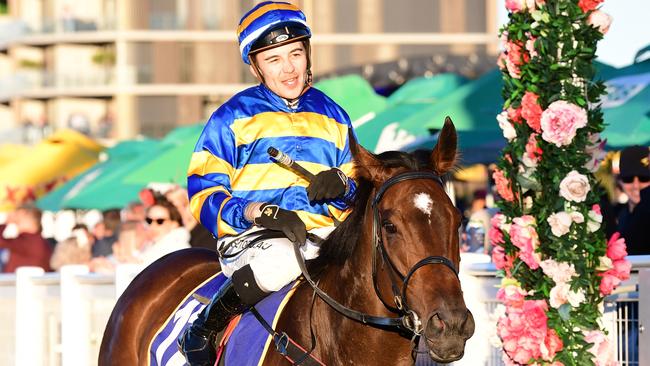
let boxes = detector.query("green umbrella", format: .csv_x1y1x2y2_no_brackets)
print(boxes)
123,124,203,186
355,73,468,152
367,62,617,157
600,58,650,148
62,125,202,210
403,130,507,165
361,69,504,155
314,74,387,122
36,139,158,211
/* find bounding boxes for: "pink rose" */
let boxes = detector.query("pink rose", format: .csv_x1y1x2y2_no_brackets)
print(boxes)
499,299,549,364
492,245,515,274
543,329,563,361
497,284,528,307
507,106,523,124
505,0,524,12
510,216,541,269
588,10,612,34
522,133,542,167
592,204,601,215
504,41,528,79
599,273,621,296
506,0,543,12
612,259,631,281
584,329,617,366
606,232,628,260
489,214,505,246
521,92,543,132
579,0,604,13
559,170,591,203
540,100,588,147
497,52,508,71
493,168,516,202
525,34,538,58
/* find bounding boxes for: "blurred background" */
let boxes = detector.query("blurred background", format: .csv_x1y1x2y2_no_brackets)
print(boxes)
0,1,648,365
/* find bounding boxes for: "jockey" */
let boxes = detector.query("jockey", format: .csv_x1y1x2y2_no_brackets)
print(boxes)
178,2,357,364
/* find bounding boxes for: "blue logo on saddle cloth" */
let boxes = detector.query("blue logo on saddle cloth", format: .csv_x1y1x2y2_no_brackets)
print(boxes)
148,272,299,366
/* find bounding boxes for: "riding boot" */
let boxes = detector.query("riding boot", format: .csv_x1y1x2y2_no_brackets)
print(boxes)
178,264,268,366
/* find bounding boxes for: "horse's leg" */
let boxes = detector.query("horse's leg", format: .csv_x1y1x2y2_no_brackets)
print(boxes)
98,248,220,365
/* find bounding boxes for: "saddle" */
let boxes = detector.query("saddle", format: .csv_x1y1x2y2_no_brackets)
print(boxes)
148,272,324,366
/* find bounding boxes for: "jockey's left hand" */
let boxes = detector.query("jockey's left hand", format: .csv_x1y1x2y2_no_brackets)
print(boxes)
307,168,349,201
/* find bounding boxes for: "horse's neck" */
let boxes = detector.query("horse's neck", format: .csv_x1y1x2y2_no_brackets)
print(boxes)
309,226,413,365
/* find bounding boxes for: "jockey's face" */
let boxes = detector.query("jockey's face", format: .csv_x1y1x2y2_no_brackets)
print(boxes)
250,41,308,100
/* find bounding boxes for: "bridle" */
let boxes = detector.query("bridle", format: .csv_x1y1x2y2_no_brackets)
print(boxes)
295,170,460,336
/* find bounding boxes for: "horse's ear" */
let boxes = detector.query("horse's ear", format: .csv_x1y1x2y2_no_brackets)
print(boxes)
350,132,383,183
430,116,457,175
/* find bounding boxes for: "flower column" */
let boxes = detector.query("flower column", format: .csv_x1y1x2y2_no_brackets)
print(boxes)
492,1,629,366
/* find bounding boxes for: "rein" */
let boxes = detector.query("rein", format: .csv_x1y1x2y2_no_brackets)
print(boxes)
295,171,460,336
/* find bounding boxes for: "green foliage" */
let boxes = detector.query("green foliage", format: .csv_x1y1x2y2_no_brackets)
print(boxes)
493,0,614,364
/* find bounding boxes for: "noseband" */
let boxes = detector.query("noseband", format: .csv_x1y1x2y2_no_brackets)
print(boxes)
295,171,459,336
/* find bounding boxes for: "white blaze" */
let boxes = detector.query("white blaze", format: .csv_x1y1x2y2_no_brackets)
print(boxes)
413,193,433,217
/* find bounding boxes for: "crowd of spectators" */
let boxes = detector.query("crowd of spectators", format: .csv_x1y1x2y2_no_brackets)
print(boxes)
0,185,215,275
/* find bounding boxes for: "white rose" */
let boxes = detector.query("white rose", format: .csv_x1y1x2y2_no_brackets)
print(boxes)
588,10,612,34
597,256,613,271
570,211,584,224
547,211,572,237
567,288,586,307
497,111,517,141
559,170,591,202
549,283,569,308
588,209,603,233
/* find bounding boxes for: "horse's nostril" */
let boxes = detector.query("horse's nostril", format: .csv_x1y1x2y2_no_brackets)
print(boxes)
428,313,445,335
462,310,476,339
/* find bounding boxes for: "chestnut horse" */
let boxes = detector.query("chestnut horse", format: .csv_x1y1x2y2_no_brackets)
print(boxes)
99,118,475,365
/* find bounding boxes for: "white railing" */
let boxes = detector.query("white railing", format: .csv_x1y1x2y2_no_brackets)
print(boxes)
458,256,650,366
0,257,647,366
1,265,142,366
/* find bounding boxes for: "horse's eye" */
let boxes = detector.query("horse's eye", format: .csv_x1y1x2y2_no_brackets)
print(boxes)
382,221,397,234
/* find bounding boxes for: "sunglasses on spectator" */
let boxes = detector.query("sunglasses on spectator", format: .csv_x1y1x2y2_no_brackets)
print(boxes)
620,175,650,184
146,217,169,225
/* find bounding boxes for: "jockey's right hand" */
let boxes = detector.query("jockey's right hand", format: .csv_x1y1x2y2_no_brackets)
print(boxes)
253,203,307,245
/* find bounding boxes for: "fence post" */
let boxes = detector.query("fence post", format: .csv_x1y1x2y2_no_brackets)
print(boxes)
60,265,91,366
640,269,650,366
15,266,45,366
114,263,142,299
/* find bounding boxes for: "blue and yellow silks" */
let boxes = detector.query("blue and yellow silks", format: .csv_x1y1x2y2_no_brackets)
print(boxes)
187,84,357,239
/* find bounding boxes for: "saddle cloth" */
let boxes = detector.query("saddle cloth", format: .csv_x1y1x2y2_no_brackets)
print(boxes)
148,272,299,366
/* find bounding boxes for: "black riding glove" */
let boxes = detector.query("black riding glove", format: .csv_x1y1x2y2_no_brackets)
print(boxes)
253,204,307,245
306,168,349,202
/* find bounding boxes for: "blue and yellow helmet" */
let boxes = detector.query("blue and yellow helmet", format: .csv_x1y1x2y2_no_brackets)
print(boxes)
237,1,312,65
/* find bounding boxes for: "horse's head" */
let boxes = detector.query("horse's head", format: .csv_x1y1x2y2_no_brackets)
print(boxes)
353,117,475,363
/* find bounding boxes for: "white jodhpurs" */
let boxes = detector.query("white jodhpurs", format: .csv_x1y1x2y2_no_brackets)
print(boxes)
217,226,335,292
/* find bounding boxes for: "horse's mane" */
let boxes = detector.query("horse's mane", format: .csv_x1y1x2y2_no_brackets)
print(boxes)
308,149,435,273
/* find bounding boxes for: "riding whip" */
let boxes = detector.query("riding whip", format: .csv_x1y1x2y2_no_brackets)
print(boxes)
267,147,341,226
267,147,316,182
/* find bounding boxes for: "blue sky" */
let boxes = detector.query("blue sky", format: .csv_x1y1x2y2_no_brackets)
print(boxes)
497,0,650,67
597,0,650,67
